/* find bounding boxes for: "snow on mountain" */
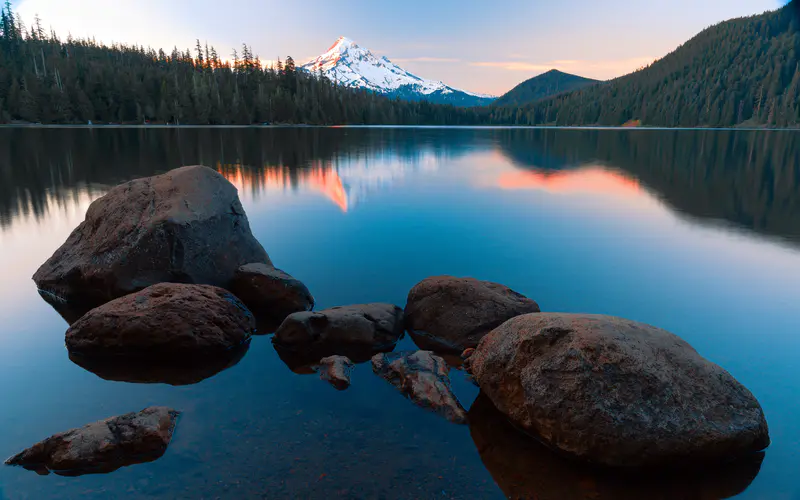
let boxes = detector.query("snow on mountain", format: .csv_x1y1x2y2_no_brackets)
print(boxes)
301,37,495,107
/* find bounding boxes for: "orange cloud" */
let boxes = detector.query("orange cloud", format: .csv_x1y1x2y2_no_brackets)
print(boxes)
471,56,656,80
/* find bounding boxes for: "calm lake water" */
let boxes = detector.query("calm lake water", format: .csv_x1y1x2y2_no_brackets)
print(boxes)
0,127,798,499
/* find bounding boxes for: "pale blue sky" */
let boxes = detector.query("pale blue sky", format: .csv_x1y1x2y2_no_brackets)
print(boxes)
15,0,784,95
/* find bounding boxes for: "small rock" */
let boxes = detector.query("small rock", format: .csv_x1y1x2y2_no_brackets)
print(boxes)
33,165,270,309
317,355,354,390
66,283,254,358
274,303,404,358
470,313,770,467
229,263,314,331
405,276,540,353
5,407,179,476
372,351,467,424
461,348,475,361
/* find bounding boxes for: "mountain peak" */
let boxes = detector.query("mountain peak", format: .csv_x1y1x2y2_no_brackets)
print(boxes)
301,38,495,106
329,36,357,52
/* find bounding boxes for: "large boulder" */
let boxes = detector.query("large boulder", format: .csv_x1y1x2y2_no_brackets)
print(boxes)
229,263,314,331
5,407,179,476
33,165,270,309
468,394,764,500
405,276,540,353
273,303,404,361
468,313,770,467
66,283,254,358
372,351,467,424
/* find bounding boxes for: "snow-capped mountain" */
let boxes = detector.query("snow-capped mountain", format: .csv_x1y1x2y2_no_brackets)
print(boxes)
301,37,495,107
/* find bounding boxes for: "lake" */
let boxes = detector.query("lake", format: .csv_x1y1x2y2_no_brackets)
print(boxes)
0,127,798,499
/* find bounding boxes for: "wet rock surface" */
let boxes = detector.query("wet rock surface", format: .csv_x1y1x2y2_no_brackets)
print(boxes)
405,276,540,353
316,355,354,390
469,394,765,500
5,407,179,476
66,283,254,358
33,165,270,308
372,351,467,424
468,313,770,467
229,263,314,332
274,303,404,359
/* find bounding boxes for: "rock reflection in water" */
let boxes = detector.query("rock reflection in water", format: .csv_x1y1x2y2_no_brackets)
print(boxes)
273,341,392,374
68,343,249,386
37,290,92,325
468,394,764,500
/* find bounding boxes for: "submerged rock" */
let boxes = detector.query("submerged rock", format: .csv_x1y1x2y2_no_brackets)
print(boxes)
229,263,314,332
405,276,540,353
66,283,254,358
372,351,467,424
5,407,179,476
316,355,354,390
33,165,270,308
469,394,765,500
274,303,404,359
468,313,770,467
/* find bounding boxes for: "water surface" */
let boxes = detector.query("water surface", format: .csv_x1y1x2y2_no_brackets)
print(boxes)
0,128,798,499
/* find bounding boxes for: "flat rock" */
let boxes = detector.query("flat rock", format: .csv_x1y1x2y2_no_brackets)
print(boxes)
274,303,404,359
33,165,270,309
468,394,764,500
317,355,354,390
66,283,254,358
405,276,540,353
468,313,770,467
372,350,467,424
5,407,179,476
229,263,314,331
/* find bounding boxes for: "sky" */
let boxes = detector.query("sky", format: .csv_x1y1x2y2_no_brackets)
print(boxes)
13,0,786,96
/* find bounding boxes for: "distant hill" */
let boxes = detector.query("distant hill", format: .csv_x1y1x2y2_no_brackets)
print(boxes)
492,0,800,127
493,70,598,106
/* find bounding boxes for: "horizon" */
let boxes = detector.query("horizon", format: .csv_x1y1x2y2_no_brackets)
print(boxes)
10,0,791,95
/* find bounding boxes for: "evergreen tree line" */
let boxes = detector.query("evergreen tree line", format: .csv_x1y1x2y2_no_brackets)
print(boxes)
0,3,485,125
491,0,800,127
1,1,799,127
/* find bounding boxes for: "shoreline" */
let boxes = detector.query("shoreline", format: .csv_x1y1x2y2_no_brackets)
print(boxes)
0,124,798,131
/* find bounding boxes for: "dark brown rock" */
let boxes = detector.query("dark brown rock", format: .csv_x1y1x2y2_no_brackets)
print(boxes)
66,283,254,358
469,313,770,467
273,303,404,359
372,351,467,424
229,263,314,331
33,165,270,309
317,355,354,390
405,276,540,353
469,394,764,500
5,407,179,476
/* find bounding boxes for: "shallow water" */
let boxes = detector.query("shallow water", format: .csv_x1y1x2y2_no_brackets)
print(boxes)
0,127,798,499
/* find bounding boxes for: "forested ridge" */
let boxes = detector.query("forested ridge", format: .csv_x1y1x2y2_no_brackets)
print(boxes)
0,3,482,125
0,1,799,127
493,70,598,107
493,0,800,127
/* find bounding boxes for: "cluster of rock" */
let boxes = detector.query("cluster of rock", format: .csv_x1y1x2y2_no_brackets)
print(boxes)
7,165,770,478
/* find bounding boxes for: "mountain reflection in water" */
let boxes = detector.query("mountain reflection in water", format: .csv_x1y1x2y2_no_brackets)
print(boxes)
0,127,798,245
0,127,798,499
